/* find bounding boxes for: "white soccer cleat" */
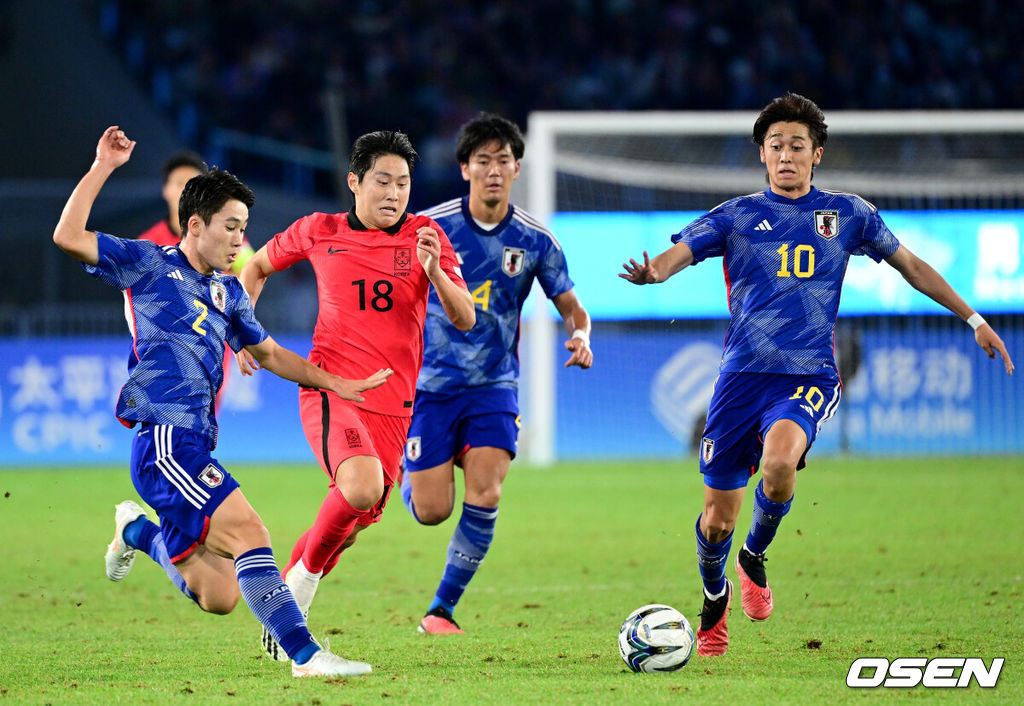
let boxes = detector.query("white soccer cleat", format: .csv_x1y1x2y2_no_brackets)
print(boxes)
292,648,372,678
104,500,146,581
262,562,321,662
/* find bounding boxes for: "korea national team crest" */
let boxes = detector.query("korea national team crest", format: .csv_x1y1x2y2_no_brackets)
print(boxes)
502,247,526,277
199,463,224,488
701,437,715,464
406,436,422,461
814,210,839,239
394,247,412,273
210,280,227,311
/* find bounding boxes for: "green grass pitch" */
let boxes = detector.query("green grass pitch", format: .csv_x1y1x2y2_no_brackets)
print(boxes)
1,457,1021,704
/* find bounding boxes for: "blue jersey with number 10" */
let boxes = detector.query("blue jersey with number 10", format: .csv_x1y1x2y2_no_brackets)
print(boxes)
416,196,574,392
83,232,268,445
674,187,900,376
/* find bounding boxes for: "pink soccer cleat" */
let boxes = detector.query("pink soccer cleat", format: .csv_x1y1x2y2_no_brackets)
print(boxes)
736,547,774,621
417,607,465,634
696,580,732,657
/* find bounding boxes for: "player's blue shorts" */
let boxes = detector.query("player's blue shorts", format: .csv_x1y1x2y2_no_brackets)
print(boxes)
129,423,239,563
404,387,520,471
699,371,842,491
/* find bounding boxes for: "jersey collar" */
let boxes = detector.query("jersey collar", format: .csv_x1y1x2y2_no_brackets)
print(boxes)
460,195,515,236
763,186,819,205
347,211,407,234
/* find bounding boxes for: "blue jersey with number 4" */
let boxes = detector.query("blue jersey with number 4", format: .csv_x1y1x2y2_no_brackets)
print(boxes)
416,196,574,392
83,233,268,444
674,187,899,376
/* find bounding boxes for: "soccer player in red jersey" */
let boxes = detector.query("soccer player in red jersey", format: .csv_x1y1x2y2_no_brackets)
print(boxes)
238,130,475,660
139,150,256,272
137,151,205,246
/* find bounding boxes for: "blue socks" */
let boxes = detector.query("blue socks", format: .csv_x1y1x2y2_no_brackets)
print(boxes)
695,515,731,598
744,480,793,556
429,503,498,615
401,475,420,522
234,548,318,664
122,524,318,664
123,516,197,604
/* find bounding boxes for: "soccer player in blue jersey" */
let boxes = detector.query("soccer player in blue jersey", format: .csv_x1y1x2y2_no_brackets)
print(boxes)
620,93,1014,657
53,126,393,677
402,113,593,633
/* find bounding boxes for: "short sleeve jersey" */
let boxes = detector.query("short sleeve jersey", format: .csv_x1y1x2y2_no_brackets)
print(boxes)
416,197,574,392
674,187,900,375
265,211,466,416
83,233,268,444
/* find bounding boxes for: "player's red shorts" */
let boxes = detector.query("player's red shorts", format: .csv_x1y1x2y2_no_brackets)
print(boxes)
298,386,410,524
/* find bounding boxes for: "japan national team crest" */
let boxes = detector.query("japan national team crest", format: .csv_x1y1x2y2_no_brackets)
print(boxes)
209,280,227,311
502,247,526,277
406,436,422,461
814,210,839,239
701,437,715,464
199,463,224,488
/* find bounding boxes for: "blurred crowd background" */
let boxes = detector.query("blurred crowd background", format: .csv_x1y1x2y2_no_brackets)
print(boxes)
1,0,1022,320
95,0,1024,203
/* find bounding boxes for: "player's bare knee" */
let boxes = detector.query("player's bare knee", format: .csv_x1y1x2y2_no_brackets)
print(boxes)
701,510,736,542
198,591,240,615
760,459,796,500
415,502,453,525
340,484,383,512
703,520,735,544
192,576,241,614
233,512,272,550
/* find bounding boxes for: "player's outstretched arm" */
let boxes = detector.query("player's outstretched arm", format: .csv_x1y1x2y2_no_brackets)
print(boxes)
552,289,593,369
236,247,280,375
619,242,694,285
245,336,392,402
53,126,136,265
417,226,476,331
886,245,1014,375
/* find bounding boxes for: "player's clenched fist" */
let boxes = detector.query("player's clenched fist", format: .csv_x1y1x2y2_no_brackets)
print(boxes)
416,226,441,274
95,126,136,169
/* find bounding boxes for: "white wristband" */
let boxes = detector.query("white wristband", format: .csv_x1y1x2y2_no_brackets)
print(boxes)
571,329,590,348
966,313,986,330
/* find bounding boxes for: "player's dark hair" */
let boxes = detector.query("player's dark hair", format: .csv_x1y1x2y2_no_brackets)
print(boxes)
178,168,255,230
455,112,525,164
752,92,829,149
161,150,207,182
349,131,419,182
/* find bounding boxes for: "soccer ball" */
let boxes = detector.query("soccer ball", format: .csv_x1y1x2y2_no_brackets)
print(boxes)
618,604,695,673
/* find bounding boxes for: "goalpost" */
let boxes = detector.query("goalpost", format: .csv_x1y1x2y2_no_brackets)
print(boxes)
520,110,1024,467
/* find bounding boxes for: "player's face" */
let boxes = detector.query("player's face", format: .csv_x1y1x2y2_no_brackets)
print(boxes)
759,121,822,198
461,140,520,211
186,199,248,274
349,154,411,230
163,165,202,225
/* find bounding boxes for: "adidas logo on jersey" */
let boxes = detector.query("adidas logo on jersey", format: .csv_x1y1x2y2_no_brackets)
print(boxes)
754,219,773,231
166,270,184,281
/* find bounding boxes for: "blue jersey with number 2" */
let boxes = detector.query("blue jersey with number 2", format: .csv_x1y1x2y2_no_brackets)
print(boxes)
83,233,267,444
674,187,899,376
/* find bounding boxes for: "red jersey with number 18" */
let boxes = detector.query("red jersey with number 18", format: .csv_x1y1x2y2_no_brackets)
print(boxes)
266,211,466,417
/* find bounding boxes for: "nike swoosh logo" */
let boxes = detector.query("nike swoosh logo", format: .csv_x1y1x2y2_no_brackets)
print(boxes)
327,247,348,254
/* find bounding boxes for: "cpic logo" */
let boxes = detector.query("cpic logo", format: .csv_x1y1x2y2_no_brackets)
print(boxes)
846,657,1003,688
